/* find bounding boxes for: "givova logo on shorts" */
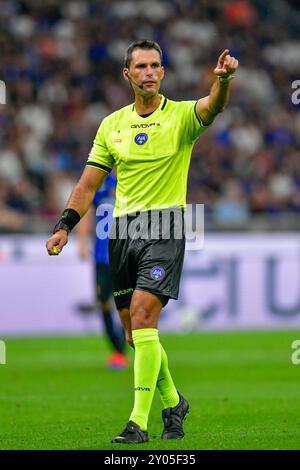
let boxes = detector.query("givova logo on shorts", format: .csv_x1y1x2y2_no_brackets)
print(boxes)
113,288,134,297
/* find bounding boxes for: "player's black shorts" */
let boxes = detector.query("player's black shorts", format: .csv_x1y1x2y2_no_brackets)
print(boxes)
109,208,186,310
95,263,112,302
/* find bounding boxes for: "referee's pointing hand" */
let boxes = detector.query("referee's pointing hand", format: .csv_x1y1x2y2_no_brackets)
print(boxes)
214,49,239,78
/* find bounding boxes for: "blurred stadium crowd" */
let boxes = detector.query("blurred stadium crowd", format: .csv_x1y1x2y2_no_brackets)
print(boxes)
0,0,300,232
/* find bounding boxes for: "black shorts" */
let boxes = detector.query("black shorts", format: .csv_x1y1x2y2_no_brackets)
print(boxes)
95,263,112,302
109,208,186,310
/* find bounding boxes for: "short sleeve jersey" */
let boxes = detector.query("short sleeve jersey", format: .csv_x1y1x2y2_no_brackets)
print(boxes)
87,95,210,217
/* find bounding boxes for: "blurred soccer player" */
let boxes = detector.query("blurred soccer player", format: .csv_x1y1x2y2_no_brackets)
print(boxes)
46,40,238,444
77,174,128,369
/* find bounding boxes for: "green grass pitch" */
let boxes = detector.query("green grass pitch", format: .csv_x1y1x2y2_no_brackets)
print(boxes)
0,330,300,450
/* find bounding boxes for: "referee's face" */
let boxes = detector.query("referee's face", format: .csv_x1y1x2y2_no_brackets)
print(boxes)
124,48,164,96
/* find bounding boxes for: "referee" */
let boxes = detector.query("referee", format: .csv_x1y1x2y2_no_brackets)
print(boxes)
46,39,238,444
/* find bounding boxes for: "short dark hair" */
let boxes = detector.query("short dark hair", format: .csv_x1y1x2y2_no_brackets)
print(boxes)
124,39,163,68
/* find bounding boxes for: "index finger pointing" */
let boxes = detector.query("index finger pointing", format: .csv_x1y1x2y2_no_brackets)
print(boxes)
218,49,230,62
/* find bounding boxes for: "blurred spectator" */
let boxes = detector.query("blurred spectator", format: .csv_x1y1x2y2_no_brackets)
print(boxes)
0,0,300,233
223,0,258,27
0,178,26,232
213,179,250,226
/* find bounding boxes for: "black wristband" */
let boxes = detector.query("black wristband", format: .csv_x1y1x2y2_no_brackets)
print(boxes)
53,208,81,234
53,221,71,234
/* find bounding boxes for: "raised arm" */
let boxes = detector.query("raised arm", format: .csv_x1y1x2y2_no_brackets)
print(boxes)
196,49,239,125
46,166,108,255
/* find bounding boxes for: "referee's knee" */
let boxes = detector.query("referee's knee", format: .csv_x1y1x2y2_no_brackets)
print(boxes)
130,291,162,330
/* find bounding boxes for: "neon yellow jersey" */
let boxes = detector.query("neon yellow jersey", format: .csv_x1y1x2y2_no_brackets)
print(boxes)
87,95,210,217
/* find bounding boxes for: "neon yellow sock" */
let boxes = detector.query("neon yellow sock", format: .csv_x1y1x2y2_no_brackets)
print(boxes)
156,344,179,409
129,328,161,431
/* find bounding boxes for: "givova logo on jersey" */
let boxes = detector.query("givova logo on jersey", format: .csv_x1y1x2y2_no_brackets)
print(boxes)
134,133,148,145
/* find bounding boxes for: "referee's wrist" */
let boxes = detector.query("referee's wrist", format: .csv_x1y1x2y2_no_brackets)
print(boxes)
218,74,234,83
53,208,81,234
53,221,71,234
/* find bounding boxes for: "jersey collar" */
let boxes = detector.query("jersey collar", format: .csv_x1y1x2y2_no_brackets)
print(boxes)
132,95,167,117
